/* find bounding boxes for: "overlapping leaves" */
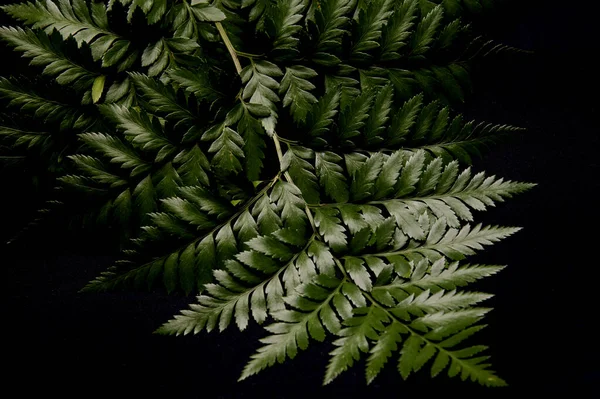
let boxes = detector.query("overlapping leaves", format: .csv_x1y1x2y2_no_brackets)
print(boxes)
1,0,530,389
158,149,531,386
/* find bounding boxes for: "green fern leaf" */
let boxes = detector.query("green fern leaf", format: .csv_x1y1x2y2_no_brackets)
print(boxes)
282,146,320,204
350,153,384,201
99,103,177,162
380,0,418,60
241,60,283,134
377,260,505,293
350,0,394,61
411,4,443,56
78,132,150,177
0,125,51,150
305,88,340,143
338,89,375,141
279,65,318,123
324,306,389,384
312,0,354,65
202,122,245,176
315,151,349,203
129,72,198,128
269,0,307,58
363,83,394,146
365,321,405,383
235,102,268,181
240,274,345,380
0,77,92,130
0,27,98,91
173,145,211,187
3,0,135,68
67,154,127,188
166,67,226,103
190,1,226,22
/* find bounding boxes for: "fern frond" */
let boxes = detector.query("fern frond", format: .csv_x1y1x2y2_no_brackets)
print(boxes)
202,122,245,176
156,190,310,327
0,125,52,150
0,27,98,92
373,258,505,296
321,292,504,386
129,72,198,128
269,0,307,58
254,248,506,387
387,62,472,105
0,0,533,388
84,175,289,293
338,89,376,141
352,90,523,161
67,154,128,188
240,273,359,379
379,0,418,61
173,144,211,187
141,37,203,77
325,305,389,384
374,153,535,226
98,103,177,162
78,131,150,177
392,289,492,317
241,0,272,26
84,207,233,293
279,65,318,123
0,77,92,130
281,145,320,204
350,0,394,62
363,83,394,146
359,221,520,265
241,60,283,134
305,88,340,144
2,0,134,69
315,151,349,203
312,0,354,66
166,67,226,104
410,4,443,56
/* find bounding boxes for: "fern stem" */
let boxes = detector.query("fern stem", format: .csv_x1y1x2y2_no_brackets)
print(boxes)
273,134,320,236
214,20,322,250
215,22,243,74
275,136,299,145
235,50,265,59
333,257,349,279
309,190,496,208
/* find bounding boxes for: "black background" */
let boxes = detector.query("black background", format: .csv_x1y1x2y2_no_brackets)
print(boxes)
1,0,598,396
